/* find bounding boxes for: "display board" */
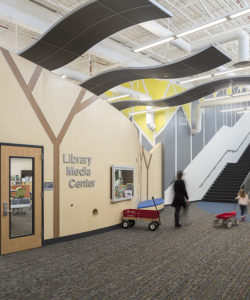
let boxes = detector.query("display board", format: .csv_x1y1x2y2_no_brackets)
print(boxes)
111,166,134,202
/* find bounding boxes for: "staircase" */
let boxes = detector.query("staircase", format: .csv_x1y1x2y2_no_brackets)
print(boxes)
202,145,250,203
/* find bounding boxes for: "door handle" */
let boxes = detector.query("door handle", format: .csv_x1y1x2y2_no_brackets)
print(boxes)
3,202,12,216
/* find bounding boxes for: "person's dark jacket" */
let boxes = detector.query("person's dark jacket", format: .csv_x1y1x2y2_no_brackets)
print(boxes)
172,179,189,207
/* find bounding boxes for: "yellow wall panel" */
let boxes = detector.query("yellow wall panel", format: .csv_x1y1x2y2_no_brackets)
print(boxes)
143,79,169,99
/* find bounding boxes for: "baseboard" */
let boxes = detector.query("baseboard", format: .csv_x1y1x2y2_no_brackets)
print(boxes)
43,223,121,246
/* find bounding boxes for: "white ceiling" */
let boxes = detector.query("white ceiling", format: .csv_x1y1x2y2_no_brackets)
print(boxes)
0,0,249,90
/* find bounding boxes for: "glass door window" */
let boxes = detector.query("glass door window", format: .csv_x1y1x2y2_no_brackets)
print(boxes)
10,157,34,238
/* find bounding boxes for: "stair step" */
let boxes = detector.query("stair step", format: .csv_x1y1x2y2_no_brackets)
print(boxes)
202,145,250,203
206,191,237,195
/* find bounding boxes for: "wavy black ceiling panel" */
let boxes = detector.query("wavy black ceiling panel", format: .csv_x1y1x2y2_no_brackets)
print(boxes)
110,76,250,110
80,45,231,95
18,0,173,70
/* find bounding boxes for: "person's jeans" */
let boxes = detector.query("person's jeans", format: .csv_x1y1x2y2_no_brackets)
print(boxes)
239,204,247,216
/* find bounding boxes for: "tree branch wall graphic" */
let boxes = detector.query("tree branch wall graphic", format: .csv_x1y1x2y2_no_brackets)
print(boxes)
1,47,98,237
141,147,152,200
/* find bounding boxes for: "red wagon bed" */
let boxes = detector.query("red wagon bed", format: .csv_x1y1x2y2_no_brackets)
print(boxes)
215,211,236,220
122,206,161,231
122,209,159,220
214,210,239,228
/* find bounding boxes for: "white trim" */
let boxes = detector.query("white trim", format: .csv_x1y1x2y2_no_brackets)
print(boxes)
181,105,191,128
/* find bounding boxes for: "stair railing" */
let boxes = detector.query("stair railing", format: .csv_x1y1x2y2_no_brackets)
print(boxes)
199,130,250,188
240,171,250,197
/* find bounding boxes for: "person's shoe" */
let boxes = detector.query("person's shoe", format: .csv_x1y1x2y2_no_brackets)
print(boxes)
241,216,245,221
175,224,182,228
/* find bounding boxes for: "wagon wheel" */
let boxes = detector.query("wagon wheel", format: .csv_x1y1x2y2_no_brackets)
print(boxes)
226,221,233,229
148,222,157,231
234,219,239,226
128,220,135,227
122,220,130,229
213,219,220,227
155,222,160,228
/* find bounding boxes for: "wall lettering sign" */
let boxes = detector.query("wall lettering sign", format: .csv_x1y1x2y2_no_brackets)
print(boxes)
63,154,95,188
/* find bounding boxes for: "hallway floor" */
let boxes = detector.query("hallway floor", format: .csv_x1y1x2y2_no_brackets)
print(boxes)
0,203,249,300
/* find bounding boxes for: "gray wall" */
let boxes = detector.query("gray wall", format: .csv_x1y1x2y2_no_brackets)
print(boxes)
156,114,175,193
139,90,245,193
192,101,204,160
177,107,190,171
141,133,153,152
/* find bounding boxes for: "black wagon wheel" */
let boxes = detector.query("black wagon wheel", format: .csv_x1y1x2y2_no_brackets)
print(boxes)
155,222,160,228
122,220,130,229
148,222,157,231
128,220,135,227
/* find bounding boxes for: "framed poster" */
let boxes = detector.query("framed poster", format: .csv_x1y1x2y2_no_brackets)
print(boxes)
111,166,134,202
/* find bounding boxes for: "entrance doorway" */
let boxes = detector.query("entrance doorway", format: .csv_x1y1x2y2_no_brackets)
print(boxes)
0,145,43,254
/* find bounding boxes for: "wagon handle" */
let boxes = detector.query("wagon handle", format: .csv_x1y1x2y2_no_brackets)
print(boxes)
152,196,161,224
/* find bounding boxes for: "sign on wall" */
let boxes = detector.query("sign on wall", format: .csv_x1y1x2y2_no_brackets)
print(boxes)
63,154,95,188
44,182,54,191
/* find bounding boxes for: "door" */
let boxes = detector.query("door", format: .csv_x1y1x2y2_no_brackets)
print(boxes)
1,145,42,254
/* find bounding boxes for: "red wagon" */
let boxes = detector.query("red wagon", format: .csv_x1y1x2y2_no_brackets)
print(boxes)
122,209,161,231
122,196,161,231
213,211,239,229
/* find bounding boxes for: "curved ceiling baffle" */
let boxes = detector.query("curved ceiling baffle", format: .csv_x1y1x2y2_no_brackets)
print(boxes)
18,0,173,70
110,76,250,110
80,45,231,95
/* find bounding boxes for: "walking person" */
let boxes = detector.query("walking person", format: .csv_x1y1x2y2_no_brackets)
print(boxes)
172,170,189,228
235,189,249,221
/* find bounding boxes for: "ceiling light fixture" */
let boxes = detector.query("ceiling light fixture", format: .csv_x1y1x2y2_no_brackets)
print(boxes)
213,65,250,76
176,18,227,38
178,75,212,84
133,7,250,53
179,66,250,84
61,75,67,79
133,36,175,53
106,94,130,101
229,8,250,19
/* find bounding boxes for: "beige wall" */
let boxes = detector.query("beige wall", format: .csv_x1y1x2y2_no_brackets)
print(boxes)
59,99,140,236
0,48,162,240
0,51,54,239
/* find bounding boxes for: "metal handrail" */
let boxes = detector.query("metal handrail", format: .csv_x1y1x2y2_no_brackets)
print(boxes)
241,171,250,189
199,130,250,188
